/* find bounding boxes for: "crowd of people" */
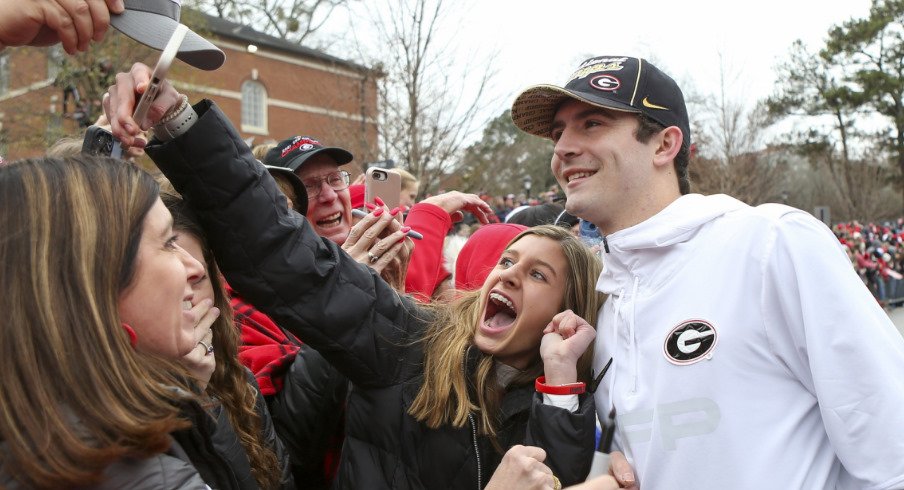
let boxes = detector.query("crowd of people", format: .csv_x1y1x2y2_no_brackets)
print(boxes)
834,220,904,307
2,2,904,490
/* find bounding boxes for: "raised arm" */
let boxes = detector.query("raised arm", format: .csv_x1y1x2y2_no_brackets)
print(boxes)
105,64,424,388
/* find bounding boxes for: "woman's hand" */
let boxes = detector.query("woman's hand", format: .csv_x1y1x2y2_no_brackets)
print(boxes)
180,299,220,392
103,62,184,146
607,452,638,490
420,191,493,224
486,445,555,490
487,445,619,490
540,309,596,385
342,206,414,291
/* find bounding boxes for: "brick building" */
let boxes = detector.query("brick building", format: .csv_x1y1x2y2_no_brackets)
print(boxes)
0,12,380,173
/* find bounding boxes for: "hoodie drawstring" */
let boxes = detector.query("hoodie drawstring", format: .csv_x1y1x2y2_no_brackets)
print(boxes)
607,289,626,415
629,275,640,394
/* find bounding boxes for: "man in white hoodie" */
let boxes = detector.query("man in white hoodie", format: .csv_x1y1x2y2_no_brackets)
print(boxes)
510,55,904,490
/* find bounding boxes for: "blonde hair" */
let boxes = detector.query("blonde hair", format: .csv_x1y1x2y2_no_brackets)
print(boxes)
409,225,604,439
393,167,419,191
0,156,191,488
162,193,282,489
45,137,84,158
251,142,277,161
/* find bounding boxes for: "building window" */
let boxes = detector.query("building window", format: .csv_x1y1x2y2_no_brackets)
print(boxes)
0,54,9,96
241,80,267,134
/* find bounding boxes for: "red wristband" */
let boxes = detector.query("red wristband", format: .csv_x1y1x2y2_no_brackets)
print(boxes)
535,376,585,395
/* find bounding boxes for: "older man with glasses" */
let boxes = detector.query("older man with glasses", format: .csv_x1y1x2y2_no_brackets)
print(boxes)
265,136,355,244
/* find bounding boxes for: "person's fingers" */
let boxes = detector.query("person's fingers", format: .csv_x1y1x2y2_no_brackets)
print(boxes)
507,445,547,463
85,0,111,41
195,304,220,333
344,208,386,249
140,79,181,129
372,239,405,271
57,0,94,51
369,228,408,262
558,314,578,339
607,451,636,488
106,64,151,143
104,0,124,14
42,3,78,54
357,210,393,249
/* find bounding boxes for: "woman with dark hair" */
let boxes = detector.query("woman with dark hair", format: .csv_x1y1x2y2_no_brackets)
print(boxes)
105,69,606,489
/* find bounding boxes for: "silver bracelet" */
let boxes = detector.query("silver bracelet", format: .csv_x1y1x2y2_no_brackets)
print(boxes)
158,95,189,125
153,102,198,141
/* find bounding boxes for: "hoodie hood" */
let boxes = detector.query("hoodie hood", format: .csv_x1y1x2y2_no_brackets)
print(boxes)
598,194,748,294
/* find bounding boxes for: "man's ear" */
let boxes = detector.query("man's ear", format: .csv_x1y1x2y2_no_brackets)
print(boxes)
652,126,683,168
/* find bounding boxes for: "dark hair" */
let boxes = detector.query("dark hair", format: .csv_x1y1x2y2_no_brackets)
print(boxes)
554,208,580,229
505,203,566,227
635,113,690,195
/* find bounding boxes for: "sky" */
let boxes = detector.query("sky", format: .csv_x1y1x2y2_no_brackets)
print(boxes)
461,0,874,117
329,0,875,140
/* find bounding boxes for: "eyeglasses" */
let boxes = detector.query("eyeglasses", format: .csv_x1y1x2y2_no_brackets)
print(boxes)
301,170,350,198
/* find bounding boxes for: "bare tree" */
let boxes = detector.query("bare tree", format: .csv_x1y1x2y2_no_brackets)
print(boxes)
188,0,351,47
691,57,788,204
348,0,496,194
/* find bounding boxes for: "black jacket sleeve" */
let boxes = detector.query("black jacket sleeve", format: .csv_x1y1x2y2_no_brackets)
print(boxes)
146,100,425,388
525,393,597,486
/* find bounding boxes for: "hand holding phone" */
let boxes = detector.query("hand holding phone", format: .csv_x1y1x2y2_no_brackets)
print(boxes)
132,24,187,127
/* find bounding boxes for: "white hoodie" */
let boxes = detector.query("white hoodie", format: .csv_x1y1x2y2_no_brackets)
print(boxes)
593,194,904,490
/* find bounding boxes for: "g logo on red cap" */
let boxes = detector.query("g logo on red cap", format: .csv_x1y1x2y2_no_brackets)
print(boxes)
590,75,621,91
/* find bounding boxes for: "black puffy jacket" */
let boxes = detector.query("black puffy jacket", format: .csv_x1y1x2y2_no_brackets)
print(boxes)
147,101,596,489
0,381,291,490
269,344,348,489
174,376,295,489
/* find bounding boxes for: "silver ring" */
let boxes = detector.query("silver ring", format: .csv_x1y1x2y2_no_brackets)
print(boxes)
368,251,380,263
198,340,214,356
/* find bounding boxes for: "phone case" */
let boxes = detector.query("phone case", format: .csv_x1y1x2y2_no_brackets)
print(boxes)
81,125,123,158
132,24,187,125
365,168,401,211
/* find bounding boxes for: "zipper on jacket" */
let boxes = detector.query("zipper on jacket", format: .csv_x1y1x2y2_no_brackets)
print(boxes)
462,347,482,490
468,412,482,490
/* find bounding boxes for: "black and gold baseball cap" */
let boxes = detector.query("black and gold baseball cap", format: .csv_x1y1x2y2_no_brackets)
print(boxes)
511,56,690,147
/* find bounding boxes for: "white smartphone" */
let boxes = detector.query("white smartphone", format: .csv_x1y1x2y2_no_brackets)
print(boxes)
132,24,188,126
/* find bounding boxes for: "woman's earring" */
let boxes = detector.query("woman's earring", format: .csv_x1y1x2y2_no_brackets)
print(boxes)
122,323,138,349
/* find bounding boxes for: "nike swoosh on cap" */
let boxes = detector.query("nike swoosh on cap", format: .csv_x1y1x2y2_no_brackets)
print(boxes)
642,97,669,110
